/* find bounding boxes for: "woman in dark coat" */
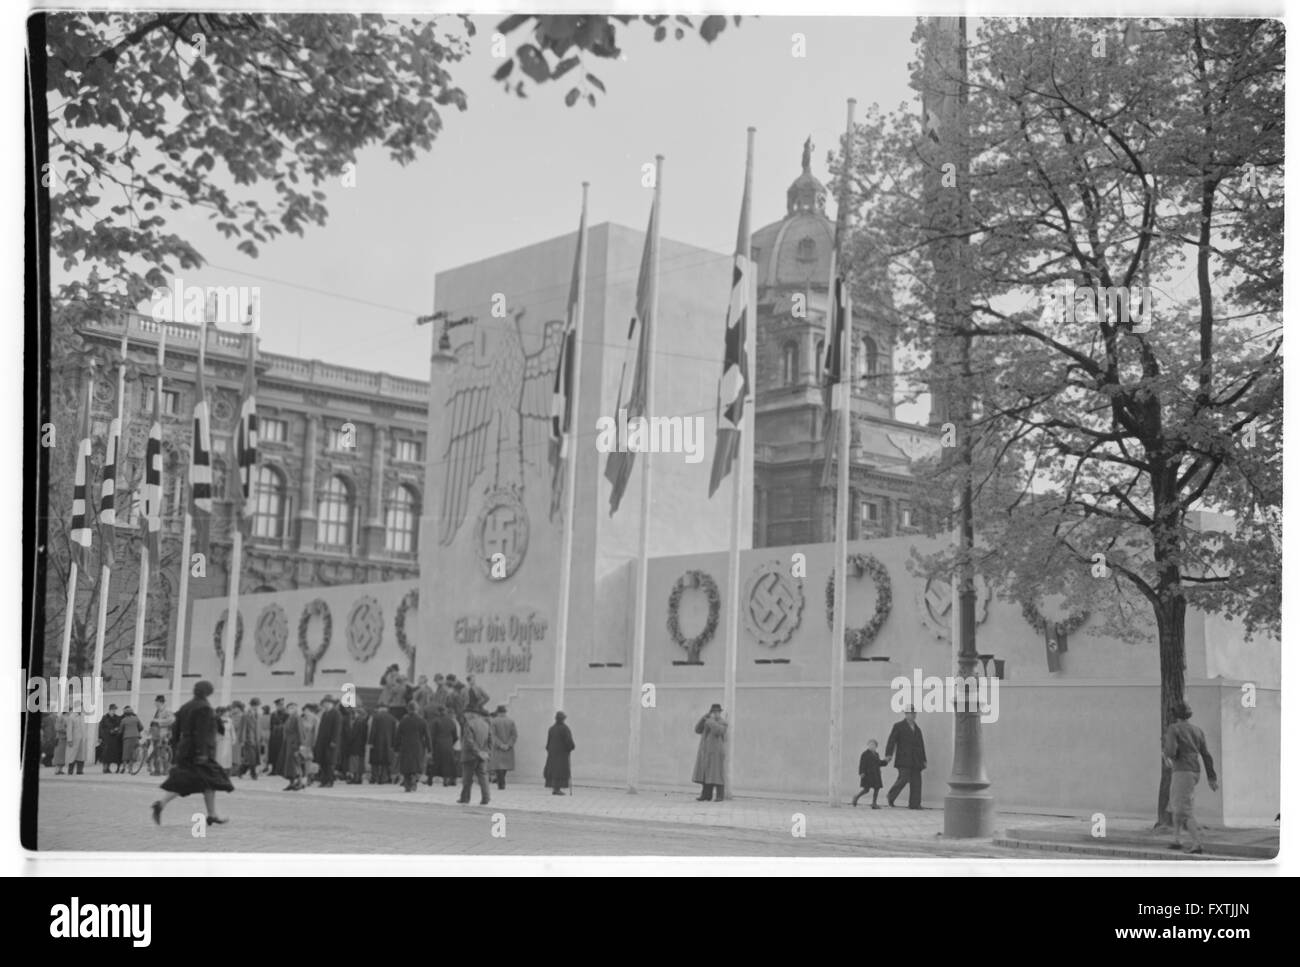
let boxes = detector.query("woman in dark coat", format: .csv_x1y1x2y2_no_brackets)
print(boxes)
395,702,430,792
345,707,369,783
267,702,287,776
152,680,234,826
367,704,397,784
543,711,575,795
279,702,305,790
429,708,459,786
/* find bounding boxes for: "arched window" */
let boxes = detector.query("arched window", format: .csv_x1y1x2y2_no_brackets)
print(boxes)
796,237,816,262
863,334,879,376
815,339,826,380
253,465,286,540
385,484,420,555
780,341,799,386
317,476,353,549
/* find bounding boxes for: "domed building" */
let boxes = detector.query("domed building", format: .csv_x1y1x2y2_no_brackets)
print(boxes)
751,139,941,547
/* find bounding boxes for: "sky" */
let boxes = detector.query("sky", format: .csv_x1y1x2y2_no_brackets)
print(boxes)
149,15,922,383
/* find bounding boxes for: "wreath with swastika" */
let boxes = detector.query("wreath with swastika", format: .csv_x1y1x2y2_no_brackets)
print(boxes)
214,610,244,670
254,603,288,666
667,570,720,663
395,589,419,677
825,553,892,658
298,599,332,686
1021,599,1089,639
347,595,384,663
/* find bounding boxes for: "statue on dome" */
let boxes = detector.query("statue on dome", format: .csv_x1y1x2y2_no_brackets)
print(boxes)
801,136,813,173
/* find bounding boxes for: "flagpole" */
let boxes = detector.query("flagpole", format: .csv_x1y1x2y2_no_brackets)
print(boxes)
60,365,95,688
219,329,255,708
721,129,755,801
92,333,128,688
553,182,590,714
219,529,241,707
829,98,856,807
130,330,165,711
627,155,662,794
171,511,192,710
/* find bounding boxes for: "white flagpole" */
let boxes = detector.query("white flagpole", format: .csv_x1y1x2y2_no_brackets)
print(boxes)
59,560,78,687
829,99,857,807
722,129,755,801
171,512,192,710
129,330,165,711
627,155,662,794
219,530,241,707
60,368,95,690
92,332,128,690
172,320,207,710
553,182,590,714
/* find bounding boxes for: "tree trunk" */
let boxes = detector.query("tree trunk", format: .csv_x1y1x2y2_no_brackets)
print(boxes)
1153,544,1187,829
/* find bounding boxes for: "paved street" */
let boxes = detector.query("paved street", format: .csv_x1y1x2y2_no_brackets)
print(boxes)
35,768,1042,857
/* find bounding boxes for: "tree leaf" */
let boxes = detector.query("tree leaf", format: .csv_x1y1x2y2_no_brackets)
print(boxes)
586,73,606,93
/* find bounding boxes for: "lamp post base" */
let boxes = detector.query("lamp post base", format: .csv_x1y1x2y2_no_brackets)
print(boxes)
943,789,995,838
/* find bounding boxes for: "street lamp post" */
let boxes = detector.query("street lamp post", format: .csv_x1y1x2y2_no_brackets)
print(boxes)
418,310,476,376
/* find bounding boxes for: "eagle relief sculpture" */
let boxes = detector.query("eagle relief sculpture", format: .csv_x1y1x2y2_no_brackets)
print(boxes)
438,309,564,582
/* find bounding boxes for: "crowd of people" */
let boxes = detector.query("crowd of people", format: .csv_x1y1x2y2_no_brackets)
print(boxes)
138,669,582,824
42,694,176,776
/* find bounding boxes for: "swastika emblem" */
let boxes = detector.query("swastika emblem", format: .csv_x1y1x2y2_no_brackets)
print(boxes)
743,561,804,647
918,574,992,640
475,489,529,581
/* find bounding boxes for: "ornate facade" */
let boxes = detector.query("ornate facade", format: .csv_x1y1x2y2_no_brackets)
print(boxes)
752,143,941,547
66,313,428,686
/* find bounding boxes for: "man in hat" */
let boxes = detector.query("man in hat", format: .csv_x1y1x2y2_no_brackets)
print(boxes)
267,698,288,776
466,674,490,712
99,704,123,773
457,704,493,805
1162,700,1219,854
885,706,927,809
149,695,173,775
692,704,728,801
314,695,343,787
488,705,517,789
368,702,397,784
544,712,575,795
237,697,263,779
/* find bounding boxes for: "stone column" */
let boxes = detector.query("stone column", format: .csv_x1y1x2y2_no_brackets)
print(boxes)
296,414,318,550
363,423,387,557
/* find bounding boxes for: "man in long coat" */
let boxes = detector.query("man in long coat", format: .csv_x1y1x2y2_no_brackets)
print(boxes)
279,702,305,790
267,699,288,776
885,706,927,809
488,706,517,790
368,703,397,784
457,705,493,805
238,697,263,779
67,703,90,775
429,707,459,786
345,707,369,783
544,711,574,795
99,705,122,773
53,711,70,774
314,696,343,787
396,702,430,791
692,704,727,801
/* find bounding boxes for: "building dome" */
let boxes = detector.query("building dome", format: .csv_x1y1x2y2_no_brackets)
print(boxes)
752,137,835,292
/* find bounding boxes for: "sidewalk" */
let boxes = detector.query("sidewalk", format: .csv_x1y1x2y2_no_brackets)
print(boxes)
40,766,1257,857
996,820,1279,860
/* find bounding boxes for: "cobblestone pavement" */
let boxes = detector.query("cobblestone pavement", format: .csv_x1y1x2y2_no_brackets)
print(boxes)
33,768,1051,857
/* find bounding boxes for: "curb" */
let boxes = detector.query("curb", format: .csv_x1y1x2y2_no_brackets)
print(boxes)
994,835,1274,861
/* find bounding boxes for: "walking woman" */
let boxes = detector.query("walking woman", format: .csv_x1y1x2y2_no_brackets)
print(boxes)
152,680,234,827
